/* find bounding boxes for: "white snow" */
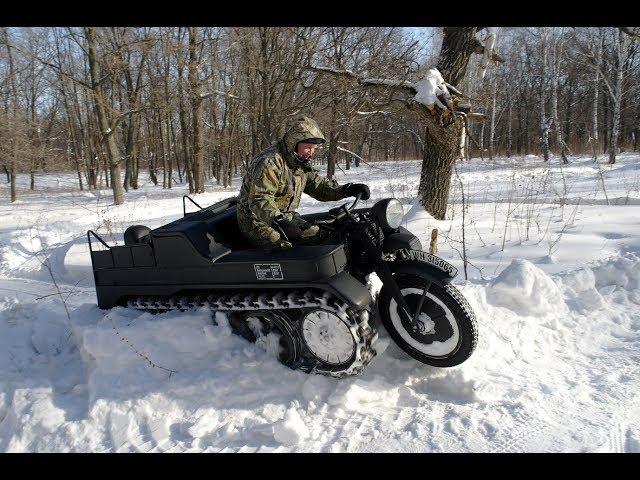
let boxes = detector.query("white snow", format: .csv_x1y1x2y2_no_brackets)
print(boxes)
272,405,310,446
413,68,452,110
1,153,640,452
486,259,567,316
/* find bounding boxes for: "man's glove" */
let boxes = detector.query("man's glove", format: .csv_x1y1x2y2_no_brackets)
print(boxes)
273,214,302,242
342,183,370,200
277,240,293,250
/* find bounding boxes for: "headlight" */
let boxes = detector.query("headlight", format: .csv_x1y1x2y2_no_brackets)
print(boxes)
372,198,404,230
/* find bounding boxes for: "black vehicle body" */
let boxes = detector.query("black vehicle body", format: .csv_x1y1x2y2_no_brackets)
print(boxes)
89,197,453,311
89,197,373,311
88,194,476,374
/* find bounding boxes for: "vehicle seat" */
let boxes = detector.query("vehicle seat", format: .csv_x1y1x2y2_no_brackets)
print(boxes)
124,225,151,245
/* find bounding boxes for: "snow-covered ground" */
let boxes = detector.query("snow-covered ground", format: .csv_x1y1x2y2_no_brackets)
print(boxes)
1,154,639,452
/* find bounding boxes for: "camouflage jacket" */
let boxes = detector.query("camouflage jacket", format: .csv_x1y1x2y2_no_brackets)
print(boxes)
237,116,345,246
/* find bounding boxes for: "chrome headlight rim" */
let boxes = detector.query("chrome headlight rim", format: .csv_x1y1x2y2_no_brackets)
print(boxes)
372,198,404,231
385,198,404,229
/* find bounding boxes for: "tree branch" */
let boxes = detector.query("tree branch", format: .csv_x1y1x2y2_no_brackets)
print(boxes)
5,41,92,90
200,89,240,100
304,65,417,94
620,27,640,41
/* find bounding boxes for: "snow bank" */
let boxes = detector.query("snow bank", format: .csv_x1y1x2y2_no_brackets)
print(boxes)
486,259,567,316
591,253,640,291
559,253,640,315
559,267,606,313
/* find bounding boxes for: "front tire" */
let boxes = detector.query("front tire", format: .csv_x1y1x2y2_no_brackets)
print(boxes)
378,274,477,367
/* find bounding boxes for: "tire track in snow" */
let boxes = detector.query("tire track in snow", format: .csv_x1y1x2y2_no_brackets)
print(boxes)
490,417,556,453
608,422,626,453
322,410,370,451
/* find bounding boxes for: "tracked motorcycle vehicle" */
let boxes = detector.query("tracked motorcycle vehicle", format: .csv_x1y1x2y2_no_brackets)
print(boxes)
88,194,477,377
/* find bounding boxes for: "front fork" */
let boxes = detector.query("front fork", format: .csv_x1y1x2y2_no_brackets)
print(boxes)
374,257,432,325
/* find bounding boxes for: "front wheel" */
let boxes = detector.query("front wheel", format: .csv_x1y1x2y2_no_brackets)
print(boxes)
378,274,478,367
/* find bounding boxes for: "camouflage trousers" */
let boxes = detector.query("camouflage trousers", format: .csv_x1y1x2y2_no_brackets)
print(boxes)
237,210,327,250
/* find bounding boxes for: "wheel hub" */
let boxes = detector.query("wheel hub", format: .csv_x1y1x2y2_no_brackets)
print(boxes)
396,288,455,344
414,313,436,335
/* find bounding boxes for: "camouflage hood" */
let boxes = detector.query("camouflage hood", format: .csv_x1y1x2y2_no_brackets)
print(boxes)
281,115,326,167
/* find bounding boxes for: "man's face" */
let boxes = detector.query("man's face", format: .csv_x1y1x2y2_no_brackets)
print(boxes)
296,142,321,161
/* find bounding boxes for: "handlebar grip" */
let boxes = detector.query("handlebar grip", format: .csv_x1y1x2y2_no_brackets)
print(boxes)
328,205,344,217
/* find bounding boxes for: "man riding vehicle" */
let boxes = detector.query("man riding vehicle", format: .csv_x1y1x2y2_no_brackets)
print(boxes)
237,115,370,250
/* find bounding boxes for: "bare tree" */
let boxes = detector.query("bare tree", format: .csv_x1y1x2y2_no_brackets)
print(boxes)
550,29,570,164
608,28,630,164
84,27,126,204
539,28,552,162
1,27,21,202
188,27,205,193
417,27,502,219
2,26,638,205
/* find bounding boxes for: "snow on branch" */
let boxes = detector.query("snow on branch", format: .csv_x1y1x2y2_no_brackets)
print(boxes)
413,69,456,111
306,65,465,119
200,90,240,100
355,110,390,116
305,65,417,94
360,78,416,89
337,146,364,162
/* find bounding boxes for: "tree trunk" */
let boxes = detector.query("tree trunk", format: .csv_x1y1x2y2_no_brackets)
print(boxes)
516,101,523,155
149,152,158,186
177,75,193,191
10,167,16,202
326,130,338,179
540,29,551,162
609,30,627,165
507,92,513,158
418,124,463,219
76,158,84,191
326,101,338,180
168,112,183,184
550,35,569,164
166,113,173,189
590,72,600,162
417,27,483,220
633,102,640,152
489,74,497,160
602,76,609,155
85,27,125,205
159,114,168,188
188,27,205,193
591,35,601,160
123,116,138,190
563,78,574,144
3,28,19,203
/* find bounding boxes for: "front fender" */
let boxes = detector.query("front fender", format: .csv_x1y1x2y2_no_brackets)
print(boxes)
388,258,455,286
383,227,422,253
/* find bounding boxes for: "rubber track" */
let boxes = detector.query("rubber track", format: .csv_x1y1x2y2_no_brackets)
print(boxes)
126,289,378,378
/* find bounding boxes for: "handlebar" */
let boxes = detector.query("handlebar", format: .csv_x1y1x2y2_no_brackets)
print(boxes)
316,192,362,226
